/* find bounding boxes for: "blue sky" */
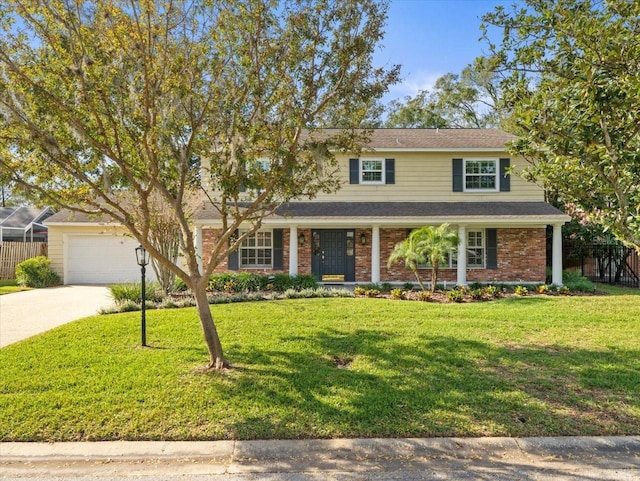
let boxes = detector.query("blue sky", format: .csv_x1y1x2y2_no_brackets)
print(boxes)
375,0,510,103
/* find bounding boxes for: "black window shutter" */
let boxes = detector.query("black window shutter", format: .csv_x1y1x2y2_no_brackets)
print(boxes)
452,158,463,192
228,230,239,270
385,158,395,184
349,158,359,184
273,229,284,270
486,228,498,269
499,158,511,192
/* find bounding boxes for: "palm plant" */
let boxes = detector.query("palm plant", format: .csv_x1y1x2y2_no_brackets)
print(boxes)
388,224,460,293
387,232,427,291
412,224,460,292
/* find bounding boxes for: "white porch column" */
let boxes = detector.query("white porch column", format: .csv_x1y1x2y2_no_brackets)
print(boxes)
371,226,381,283
195,225,203,272
552,223,563,286
289,225,299,276
457,224,467,286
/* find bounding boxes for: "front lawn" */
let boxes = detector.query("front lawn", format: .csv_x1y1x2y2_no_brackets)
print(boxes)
1,287,639,441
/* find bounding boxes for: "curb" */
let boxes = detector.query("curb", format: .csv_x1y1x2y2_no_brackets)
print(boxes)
2,436,639,464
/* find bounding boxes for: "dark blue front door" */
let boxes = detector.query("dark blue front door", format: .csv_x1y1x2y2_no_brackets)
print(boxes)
311,230,355,282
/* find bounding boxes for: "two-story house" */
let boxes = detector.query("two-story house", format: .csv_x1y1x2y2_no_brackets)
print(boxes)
196,129,569,286
45,128,569,286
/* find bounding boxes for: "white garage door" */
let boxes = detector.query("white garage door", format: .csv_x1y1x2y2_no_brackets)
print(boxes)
66,235,157,284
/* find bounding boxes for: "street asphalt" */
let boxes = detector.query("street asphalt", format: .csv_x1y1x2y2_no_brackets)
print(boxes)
0,285,113,348
1,436,639,480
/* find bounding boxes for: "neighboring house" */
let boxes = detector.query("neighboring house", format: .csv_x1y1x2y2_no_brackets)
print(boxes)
46,129,569,285
0,206,53,244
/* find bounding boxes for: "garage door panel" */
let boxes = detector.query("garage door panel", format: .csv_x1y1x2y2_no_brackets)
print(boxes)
66,235,157,284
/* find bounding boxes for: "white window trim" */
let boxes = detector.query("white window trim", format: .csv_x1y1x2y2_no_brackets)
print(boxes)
463,158,499,193
359,157,385,185
466,229,486,268
418,229,486,269
239,229,273,269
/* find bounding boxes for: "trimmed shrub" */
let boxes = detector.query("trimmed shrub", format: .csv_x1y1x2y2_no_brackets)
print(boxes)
272,273,293,292
416,290,431,302
390,288,405,300
537,284,552,295
109,282,164,304
484,285,500,298
446,289,464,303
15,256,61,288
562,269,595,293
208,273,234,292
470,288,484,300
354,286,366,296
291,274,318,291
514,285,529,296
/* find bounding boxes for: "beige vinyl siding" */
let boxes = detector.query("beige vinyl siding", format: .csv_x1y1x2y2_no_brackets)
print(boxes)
313,152,544,203
47,225,130,283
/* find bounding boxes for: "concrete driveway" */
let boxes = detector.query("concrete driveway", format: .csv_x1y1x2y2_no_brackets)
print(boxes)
0,285,114,348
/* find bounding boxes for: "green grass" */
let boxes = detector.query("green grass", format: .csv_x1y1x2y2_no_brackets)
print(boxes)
0,280,31,295
1,288,639,441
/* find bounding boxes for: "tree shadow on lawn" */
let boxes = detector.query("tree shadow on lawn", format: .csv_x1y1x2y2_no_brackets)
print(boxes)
224,329,640,439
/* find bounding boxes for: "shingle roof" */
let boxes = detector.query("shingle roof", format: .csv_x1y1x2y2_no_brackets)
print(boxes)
318,128,517,150
50,201,566,224
45,209,115,224
194,201,567,221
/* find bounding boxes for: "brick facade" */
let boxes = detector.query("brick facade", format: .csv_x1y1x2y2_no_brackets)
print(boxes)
202,226,547,284
382,227,546,284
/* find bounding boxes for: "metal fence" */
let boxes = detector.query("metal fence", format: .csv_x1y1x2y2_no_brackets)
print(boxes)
0,242,48,280
565,243,640,288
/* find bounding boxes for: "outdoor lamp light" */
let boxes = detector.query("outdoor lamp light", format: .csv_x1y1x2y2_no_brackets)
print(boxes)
298,233,306,245
135,245,149,346
360,232,367,245
135,244,150,267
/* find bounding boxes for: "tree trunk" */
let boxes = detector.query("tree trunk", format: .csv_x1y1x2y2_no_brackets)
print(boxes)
411,268,426,291
193,284,228,369
431,264,439,293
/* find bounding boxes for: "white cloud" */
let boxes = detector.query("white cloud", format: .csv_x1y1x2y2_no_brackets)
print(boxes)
385,70,443,102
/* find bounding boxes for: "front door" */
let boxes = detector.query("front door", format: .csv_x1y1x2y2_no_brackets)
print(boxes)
311,229,355,282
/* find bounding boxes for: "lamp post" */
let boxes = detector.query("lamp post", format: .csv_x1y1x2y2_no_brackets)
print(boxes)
135,244,150,347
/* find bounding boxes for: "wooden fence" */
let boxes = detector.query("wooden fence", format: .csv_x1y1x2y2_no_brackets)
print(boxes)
0,242,48,280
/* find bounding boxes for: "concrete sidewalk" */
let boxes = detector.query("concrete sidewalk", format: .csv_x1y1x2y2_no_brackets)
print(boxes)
1,436,639,480
0,285,113,347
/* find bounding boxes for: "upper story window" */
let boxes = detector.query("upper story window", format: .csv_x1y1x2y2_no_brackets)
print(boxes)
240,230,272,268
452,158,510,193
360,158,384,184
349,158,395,185
465,159,498,191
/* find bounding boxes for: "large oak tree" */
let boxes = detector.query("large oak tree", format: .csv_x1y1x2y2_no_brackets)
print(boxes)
0,0,398,369
482,0,640,253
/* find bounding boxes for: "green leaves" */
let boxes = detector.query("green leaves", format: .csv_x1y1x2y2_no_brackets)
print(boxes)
482,0,640,252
